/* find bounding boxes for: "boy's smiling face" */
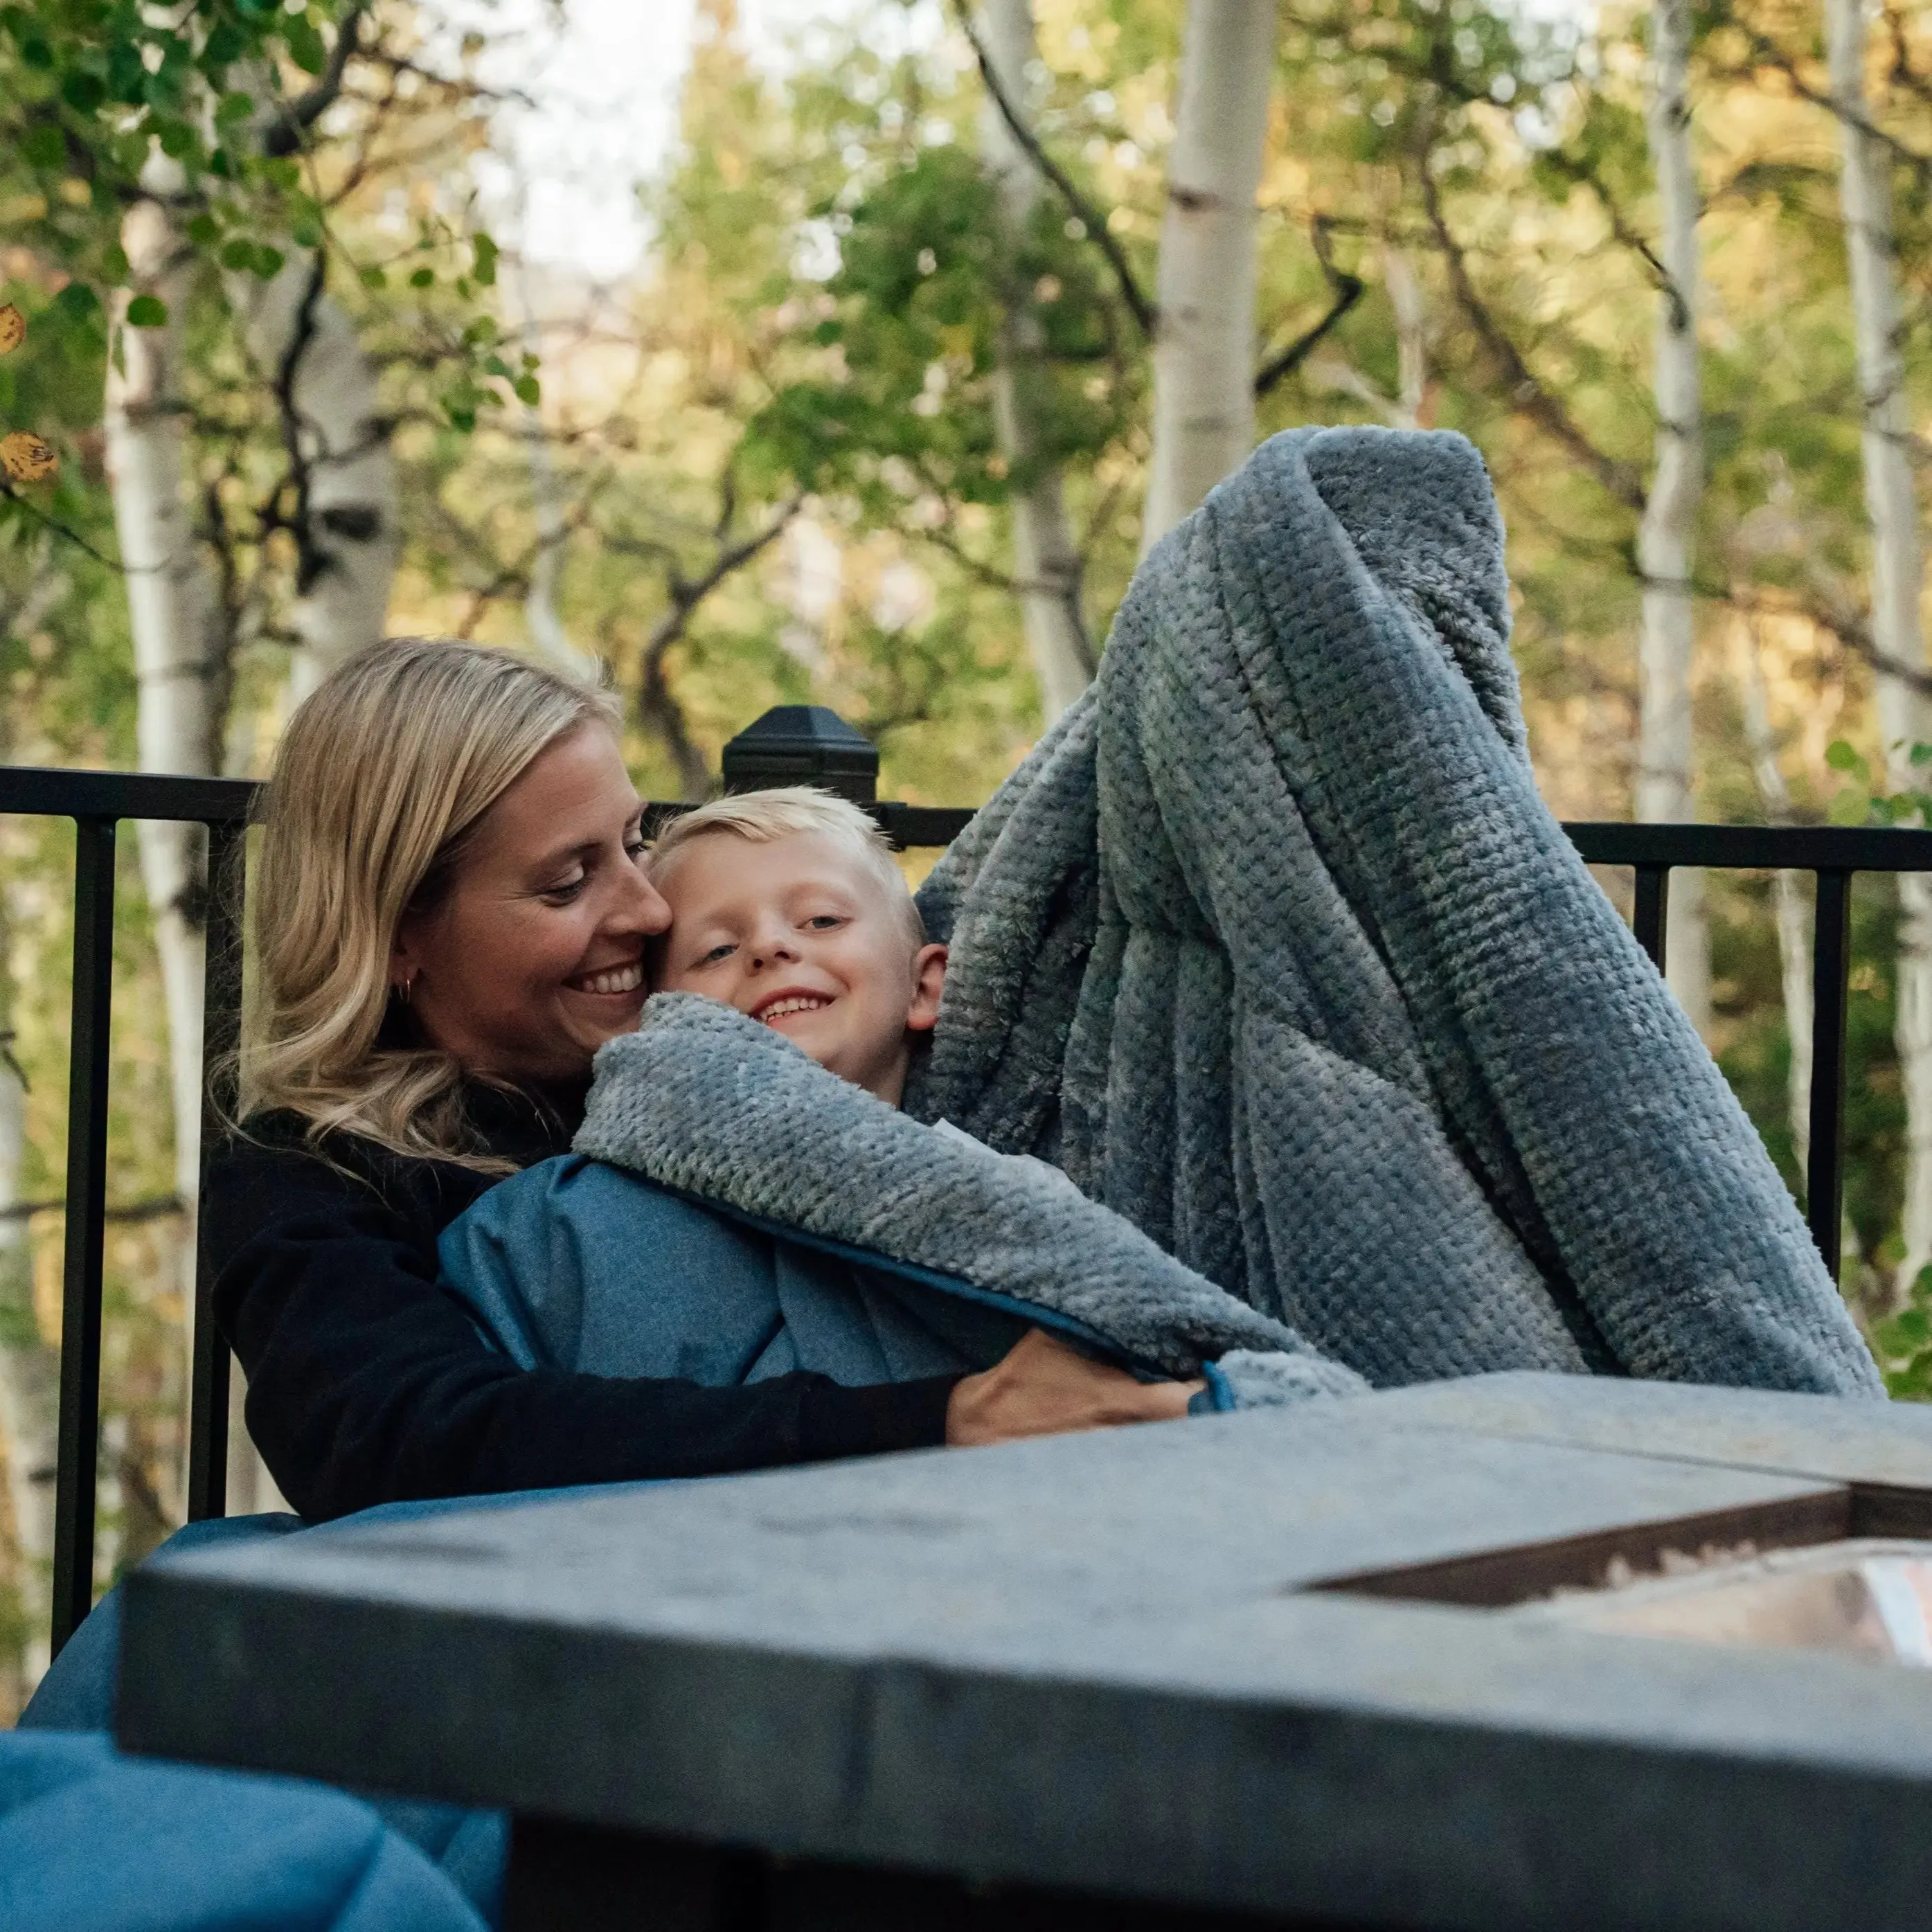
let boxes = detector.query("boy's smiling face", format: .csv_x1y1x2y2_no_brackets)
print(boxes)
652,829,947,1106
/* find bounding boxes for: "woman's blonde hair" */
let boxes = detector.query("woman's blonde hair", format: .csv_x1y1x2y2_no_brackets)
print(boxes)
241,639,619,1169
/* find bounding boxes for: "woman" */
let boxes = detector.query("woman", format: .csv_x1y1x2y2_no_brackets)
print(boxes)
208,641,1191,1523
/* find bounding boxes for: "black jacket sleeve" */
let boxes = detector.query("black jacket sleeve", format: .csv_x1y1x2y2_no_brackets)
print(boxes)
206,1135,960,1523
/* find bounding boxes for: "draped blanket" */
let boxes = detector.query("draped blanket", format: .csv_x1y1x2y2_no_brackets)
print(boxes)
575,999,1368,1406
579,425,1876,1400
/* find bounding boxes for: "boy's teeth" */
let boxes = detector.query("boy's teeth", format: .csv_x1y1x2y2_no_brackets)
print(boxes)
760,996,828,1022
578,963,643,995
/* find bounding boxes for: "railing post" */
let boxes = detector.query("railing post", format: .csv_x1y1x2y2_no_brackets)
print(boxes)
1807,869,1854,1278
50,816,116,1657
720,707,879,803
1632,865,1670,971
187,820,245,1523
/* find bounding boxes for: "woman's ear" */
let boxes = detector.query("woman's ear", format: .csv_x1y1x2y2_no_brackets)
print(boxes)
905,942,948,1033
389,920,422,998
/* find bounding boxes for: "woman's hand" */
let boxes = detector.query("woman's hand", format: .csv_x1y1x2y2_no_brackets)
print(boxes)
945,1327,1202,1447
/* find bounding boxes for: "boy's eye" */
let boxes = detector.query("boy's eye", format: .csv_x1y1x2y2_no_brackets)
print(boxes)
699,942,736,965
805,914,845,931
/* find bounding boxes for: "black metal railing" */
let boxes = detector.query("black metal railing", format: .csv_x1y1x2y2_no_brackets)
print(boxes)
0,767,256,1658
10,708,1932,1662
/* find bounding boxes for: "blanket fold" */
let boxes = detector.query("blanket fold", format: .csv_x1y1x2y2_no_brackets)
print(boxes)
578,997,1367,1406
904,425,1878,1397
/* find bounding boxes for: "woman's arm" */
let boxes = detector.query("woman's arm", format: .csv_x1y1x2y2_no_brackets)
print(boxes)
206,1139,961,1521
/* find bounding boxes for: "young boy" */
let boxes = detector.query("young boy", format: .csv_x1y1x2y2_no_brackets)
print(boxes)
435,788,1050,1388
645,788,949,1110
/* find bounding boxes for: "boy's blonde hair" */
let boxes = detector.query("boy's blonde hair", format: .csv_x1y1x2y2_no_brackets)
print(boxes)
242,639,620,1170
650,787,924,947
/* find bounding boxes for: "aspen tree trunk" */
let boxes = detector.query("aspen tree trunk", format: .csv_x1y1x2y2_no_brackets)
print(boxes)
226,256,399,698
1141,0,1278,552
0,1030,51,1707
976,0,1094,724
1738,630,1813,1169
1635,0,1712,1037
1385,246,1426,430
511,250,600,683
0,560,56,1695
105,184,222,1204
1830,0,1932,1298
521,415,599,682
0,555,69,1699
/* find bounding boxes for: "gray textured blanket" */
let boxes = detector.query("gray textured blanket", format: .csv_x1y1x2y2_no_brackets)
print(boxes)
907,425,1877,1396
582,425,1877,1401
579,999,1368,1405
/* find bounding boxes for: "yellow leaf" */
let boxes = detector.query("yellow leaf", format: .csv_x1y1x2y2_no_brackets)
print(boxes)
0,431,59,483
0,304,23,355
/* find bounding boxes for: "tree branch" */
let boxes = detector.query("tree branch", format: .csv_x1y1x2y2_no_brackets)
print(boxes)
1254,222,1366,397
949,0,1158,341
1726,25,1932,185
1418,160,1646,514
638,496,803,799
264,3,366,157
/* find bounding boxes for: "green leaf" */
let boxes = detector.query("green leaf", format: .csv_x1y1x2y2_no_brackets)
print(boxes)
359,265,388,290
291,217,323,249
482,355,510,377
1824,739,1861,772
102,242,129,283
19,33,51,68
202,21,244,66
512,375,541,406
447,407,476,433
154,117,195,159
409,267,435,289
253,245,285,279
220,238,256,272
51,280,100,322
1825,788,1870,828
472,233,498,287
463,315,498,348
186,213,221,246
284,17,327,73
125,294,168,328
215,90,255,127
22,122,66,168
61,70,107,112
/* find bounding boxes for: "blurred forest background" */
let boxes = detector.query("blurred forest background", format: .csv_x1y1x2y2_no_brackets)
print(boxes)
1,0,1930,1709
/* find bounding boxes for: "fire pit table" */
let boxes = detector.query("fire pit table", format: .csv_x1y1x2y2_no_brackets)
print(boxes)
118,1372,1932,1932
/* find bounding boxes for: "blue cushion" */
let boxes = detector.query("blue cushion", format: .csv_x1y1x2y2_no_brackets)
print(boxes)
0,1729,487,1931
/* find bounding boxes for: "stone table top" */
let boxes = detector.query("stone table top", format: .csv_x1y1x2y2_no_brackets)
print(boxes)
120,1374,1932,1932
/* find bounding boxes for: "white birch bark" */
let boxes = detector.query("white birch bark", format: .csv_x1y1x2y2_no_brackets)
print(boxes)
1830,0,1932,1297
510,251,600,683
0,1039,52,1704
0,562,57,1700
975,0,1094,724
1140,0,1278,552
226,256,399,698
1385,246,1426,430
105,182,222,1201
1635,0,1711,1037
1738,630,1813,1169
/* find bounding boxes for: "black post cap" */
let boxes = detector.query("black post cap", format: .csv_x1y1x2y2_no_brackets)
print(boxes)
719,706,879,804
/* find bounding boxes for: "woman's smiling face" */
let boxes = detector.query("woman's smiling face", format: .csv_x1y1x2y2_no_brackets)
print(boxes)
392,723,670,1100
